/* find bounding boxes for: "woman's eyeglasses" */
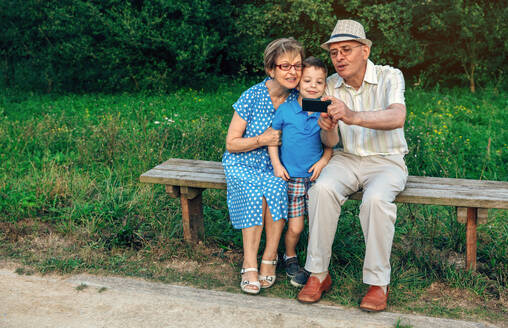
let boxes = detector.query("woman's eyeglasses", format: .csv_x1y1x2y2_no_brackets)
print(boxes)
275,63,304,71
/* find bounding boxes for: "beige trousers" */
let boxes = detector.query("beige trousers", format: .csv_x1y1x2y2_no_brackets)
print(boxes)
304,151,408,286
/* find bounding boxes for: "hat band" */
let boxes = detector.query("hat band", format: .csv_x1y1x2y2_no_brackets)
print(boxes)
330,33,360,39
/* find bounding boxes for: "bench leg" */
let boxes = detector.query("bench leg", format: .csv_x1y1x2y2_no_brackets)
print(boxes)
466,207,477,271
180,193,204,243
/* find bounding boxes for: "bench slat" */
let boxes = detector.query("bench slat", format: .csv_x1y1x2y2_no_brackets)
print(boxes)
392,189,508,208
349,189,506,208
406,176,508,189
140,169,226,190
155,159,506,189
140,160,508,209
155,163,225,175
405,182,508,197
160,158,223,169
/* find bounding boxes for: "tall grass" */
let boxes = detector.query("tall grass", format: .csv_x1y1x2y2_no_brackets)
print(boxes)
0,83,506,310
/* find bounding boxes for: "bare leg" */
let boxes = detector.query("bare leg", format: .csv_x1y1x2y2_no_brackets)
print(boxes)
284,216,304,257
260,197,285,287
241,224,263,291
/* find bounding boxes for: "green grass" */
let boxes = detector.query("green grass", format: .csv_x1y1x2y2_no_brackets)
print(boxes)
394,318,413,328
0,82,506,324
14,267,33,276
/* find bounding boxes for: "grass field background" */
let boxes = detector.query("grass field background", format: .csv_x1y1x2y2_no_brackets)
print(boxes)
0,82,506,323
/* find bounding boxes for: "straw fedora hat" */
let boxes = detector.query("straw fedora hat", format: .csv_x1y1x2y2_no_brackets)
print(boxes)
321,19,372,50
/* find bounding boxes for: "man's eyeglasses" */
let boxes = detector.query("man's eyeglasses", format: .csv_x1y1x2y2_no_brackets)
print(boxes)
275,63,304,71
329,44,363,58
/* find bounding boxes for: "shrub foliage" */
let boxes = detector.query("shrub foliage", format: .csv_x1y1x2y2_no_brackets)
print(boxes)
0,0,506,92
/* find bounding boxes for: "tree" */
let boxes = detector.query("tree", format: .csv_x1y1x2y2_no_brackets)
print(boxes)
414,0,507,92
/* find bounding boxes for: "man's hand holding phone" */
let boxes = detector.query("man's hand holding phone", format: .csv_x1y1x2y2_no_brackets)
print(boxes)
322,96,357,126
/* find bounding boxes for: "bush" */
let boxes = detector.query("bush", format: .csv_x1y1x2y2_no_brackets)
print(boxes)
0,0,238,92
1,0,506,91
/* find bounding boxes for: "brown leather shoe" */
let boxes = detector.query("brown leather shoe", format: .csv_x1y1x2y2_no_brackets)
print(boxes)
297,274,332,303
359,286,389,312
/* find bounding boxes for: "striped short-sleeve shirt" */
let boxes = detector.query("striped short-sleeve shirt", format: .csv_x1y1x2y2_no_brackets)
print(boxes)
325,60,408,156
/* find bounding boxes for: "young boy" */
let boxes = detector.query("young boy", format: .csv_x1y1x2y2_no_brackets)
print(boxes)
268,56,332,286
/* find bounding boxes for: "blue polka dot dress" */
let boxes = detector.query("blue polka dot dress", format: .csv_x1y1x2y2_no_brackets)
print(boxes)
222,78,298,229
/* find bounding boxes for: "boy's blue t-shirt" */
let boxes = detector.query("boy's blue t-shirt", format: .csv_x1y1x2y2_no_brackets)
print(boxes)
272,99,323,178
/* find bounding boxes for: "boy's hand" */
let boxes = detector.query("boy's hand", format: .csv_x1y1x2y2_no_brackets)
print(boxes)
317,96,337,131
308,158,328,181
318,113,337,130
273,164,290,181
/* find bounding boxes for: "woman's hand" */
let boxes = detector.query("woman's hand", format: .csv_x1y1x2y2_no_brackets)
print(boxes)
273,163,290,181
259,127,281,147
227,112,282,152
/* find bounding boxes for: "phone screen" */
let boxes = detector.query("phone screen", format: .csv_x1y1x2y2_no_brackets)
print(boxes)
302,98,331,112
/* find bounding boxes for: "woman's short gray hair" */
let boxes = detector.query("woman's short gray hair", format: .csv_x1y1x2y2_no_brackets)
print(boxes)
264,38,304,75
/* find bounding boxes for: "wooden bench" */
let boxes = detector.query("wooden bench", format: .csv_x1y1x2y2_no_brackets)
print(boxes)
140,158,508,271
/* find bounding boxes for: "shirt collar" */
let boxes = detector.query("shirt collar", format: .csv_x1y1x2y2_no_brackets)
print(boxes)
295,101,303,113
364,60,378,85
334,59,378,89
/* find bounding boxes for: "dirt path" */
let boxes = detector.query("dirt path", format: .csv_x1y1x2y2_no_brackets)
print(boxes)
0,265,500,328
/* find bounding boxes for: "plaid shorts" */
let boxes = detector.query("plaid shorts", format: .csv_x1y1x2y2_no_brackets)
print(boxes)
287,177,314,218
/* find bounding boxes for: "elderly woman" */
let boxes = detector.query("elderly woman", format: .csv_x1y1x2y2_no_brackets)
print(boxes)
222,38,304,294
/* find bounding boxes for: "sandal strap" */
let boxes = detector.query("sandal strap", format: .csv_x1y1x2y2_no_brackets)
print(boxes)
261,256,278,265
240,267,258,274
258,275,275,282
241,280,261,288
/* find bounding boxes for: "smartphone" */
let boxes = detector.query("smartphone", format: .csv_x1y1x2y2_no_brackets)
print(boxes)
302,98,331,113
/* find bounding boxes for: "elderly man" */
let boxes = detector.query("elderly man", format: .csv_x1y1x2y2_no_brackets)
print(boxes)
293,19,408,312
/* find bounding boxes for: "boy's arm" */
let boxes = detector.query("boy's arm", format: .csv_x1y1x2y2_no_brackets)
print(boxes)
308,146,333,181
321,146,333,162
269,108,289,181
268,143,290,181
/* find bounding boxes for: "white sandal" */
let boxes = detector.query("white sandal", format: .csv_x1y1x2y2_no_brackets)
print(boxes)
240,268,261,295
258,256,278,289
